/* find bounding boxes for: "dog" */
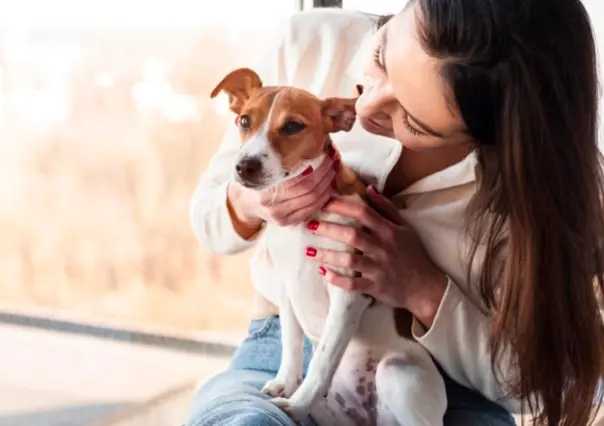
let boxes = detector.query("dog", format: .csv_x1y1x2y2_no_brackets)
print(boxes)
210,68,447,426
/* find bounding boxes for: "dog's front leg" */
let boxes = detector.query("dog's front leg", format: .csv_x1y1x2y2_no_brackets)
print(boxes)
262,295,304,398
271,286,371,419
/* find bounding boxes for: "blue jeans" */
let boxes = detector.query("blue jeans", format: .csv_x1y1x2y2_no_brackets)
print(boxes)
186,316,515,426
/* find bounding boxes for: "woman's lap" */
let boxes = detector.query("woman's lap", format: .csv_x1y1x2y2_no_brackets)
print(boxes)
185,316,515,426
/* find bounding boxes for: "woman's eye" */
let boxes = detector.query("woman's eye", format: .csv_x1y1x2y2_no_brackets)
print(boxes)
402,111,423,137
372,46,385,72
281,120,306,135
239,115,251,129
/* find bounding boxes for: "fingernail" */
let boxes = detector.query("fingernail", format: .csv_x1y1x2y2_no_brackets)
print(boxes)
305,247,317,257
368,184,378,193
327,145,336,158
318,266,327,276
302,166,313,176
307,220,319,231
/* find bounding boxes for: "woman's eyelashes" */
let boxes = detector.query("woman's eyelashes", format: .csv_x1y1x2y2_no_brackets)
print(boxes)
402,110,423,136
371,46,385,71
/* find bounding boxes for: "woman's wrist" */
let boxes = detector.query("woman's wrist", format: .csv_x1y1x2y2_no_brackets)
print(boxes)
410,268,448,329
226,182,264,239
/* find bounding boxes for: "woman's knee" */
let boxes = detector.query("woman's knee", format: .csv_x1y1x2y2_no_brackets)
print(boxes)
185,370,306,426
189,407,291,426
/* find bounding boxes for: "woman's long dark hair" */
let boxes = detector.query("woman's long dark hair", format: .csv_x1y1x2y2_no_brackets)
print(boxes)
382,0,604,424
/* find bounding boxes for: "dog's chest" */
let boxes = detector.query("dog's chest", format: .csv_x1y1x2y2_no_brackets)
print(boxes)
264,195,362,342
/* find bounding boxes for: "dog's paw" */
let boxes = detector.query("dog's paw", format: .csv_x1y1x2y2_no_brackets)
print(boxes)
261,377,301,398
269,397,311,420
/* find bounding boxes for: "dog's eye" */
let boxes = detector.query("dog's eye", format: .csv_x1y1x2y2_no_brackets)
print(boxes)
281,120,306,135
239,115,251,129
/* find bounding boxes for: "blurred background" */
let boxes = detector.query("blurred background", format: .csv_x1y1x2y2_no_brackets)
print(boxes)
0,0,603,425
0,0,432,336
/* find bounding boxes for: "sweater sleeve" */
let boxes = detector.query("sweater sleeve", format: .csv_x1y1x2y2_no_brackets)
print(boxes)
411,278,523,413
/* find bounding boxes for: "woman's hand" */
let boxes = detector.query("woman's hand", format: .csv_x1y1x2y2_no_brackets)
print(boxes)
305,185,448,328
227,153,337,235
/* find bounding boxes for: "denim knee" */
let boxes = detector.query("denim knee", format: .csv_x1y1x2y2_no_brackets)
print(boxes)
189,406,293,426
186,369,313,426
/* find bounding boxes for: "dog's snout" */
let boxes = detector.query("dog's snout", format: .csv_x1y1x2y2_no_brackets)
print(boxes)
236,157,262,182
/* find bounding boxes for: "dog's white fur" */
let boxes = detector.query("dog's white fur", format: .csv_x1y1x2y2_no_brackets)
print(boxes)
231,96,448,425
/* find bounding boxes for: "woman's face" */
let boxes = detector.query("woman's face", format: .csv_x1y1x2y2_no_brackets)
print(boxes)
356,7,471,151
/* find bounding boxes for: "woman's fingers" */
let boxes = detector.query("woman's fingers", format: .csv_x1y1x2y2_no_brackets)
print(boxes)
319,268,375,293
307,247,377,275
259,156,335,213
320,198,395,241
366,185,405,225
279,181,333,225
286,151,336,189
274,165,335,224
307,221,379,253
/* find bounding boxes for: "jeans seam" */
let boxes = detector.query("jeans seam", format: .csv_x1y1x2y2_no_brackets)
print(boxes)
246,315,278,339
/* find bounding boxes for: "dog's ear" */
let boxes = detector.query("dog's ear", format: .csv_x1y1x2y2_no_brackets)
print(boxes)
322,97,357,133
210,68,263,114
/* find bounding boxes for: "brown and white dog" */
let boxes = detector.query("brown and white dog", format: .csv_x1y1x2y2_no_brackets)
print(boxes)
210,68,447,426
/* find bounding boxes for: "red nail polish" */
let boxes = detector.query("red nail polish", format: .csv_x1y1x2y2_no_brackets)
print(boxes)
306,247,317,257
302,166,313,176
327,145,336,158
318,266,327,276
307,221,319,231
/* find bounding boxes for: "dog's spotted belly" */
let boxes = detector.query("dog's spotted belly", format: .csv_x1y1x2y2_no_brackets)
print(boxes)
309,348,388,426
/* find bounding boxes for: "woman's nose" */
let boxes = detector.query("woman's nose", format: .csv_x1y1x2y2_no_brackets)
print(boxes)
356,77,395,118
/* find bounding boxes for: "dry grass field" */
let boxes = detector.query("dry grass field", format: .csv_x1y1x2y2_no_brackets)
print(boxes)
0,26,280,335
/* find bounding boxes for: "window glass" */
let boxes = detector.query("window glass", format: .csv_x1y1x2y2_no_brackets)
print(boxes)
0,0,298,337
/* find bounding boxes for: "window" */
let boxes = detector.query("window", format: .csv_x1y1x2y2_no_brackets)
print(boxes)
0,0,298,337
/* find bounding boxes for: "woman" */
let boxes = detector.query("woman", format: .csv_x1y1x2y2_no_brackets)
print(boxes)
187,1,604,425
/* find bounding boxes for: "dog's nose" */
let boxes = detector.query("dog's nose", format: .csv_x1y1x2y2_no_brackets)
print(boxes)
236,157,262,182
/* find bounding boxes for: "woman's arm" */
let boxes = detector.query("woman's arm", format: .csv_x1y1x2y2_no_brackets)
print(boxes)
307,187,524,412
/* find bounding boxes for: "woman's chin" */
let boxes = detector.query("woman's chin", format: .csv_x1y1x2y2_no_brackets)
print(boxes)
359,117,394,138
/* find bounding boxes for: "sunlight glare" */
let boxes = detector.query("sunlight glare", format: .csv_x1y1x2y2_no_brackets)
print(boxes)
161,94,199,122
213,93,231,117
95,72,115,88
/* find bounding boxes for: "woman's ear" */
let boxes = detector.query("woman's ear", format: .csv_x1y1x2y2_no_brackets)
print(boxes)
210,68,263,115
321,97,357,133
